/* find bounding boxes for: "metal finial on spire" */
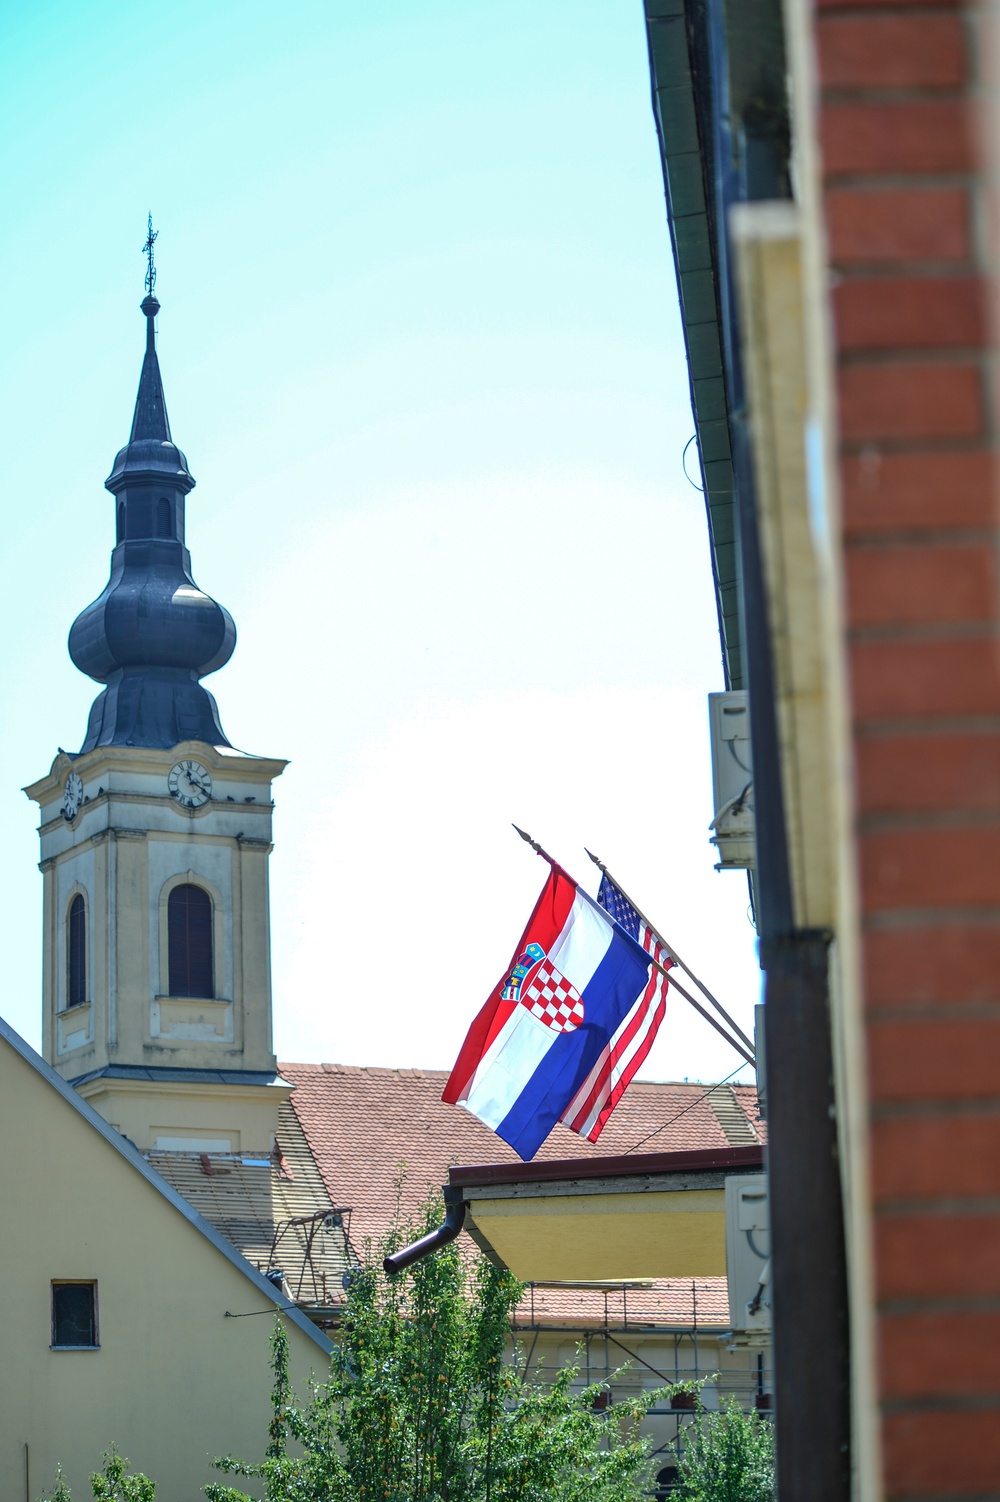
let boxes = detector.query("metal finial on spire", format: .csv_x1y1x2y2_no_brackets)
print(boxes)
143,213,158,296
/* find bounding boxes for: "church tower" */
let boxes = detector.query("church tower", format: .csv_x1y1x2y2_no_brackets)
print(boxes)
25,281,289,1155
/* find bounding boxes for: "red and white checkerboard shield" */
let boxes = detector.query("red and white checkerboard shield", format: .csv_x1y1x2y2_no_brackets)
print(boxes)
519,955,585,1033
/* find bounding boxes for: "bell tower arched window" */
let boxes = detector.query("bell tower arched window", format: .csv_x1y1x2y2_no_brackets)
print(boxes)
156,496,172,538
67,895,87,1007
167,884,214,998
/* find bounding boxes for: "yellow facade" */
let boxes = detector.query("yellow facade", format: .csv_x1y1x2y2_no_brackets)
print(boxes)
468,1188,727,1282
0,1021,330,1502
24,740,288,1153
74,1073,290,1157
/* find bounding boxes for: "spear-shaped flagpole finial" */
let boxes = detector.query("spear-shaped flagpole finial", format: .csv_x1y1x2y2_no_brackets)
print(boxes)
512,825,570,875
143,212,158,297
518,831,754,1064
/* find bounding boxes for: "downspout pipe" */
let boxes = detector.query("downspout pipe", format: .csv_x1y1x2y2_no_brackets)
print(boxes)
383,1184,466,1276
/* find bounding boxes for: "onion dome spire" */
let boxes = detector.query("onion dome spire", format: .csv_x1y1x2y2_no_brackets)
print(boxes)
68,239,236,752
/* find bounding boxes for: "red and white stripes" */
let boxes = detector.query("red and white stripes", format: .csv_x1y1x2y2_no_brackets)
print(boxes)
560,926,672,1142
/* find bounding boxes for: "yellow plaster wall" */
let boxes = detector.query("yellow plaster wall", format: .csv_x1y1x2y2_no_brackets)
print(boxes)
77,1076,287,1154
0,1035,328,1502
468,1190,726,1281
25,742,286,1086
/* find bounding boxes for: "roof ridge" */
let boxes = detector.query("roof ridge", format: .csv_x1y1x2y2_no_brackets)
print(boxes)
279,1060,751,1092
280,1062,451,1079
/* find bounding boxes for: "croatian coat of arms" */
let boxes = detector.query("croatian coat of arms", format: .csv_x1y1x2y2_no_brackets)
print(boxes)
501,943,585,1033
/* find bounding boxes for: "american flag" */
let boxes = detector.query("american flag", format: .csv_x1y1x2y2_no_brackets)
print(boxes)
559,873,673,1143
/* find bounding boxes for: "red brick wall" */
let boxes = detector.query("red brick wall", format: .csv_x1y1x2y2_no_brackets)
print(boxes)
816,2,1000,1494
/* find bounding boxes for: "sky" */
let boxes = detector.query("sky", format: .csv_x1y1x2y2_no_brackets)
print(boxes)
0,0,760,1087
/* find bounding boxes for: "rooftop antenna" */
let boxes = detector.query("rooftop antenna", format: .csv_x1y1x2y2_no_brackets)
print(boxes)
142,212,158,296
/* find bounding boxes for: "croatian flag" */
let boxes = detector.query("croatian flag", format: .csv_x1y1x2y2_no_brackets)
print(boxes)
443,866,672,1160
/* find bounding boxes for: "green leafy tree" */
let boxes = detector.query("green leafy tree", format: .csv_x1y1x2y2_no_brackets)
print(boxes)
37,1467,73,1502
207,1196,669,1502
38,1449,155,1502
673,1396,774,1502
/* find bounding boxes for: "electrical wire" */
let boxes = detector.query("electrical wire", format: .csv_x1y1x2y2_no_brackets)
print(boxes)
681,434,705,492
224,1303,301,1318
622,1064,751,1155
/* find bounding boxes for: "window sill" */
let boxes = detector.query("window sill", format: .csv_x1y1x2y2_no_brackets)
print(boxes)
50,1344,100,1352
155,996,231,1008
56,1002,92,1018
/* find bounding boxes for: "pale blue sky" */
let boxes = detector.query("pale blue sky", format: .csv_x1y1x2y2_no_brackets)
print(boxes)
0,0,759,1084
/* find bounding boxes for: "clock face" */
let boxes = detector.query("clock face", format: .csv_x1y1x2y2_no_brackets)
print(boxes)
62,772,84,821
168,759,213,809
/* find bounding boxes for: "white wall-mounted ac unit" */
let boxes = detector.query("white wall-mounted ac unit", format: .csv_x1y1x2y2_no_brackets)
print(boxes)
725,1172,770,1333
708,691,755,869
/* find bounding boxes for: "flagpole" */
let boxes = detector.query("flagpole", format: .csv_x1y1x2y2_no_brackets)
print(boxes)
584,847,757,1055
511,827,756,1068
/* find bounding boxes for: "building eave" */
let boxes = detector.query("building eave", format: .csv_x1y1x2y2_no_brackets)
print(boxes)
644,0,742,689
446,1146,764,1283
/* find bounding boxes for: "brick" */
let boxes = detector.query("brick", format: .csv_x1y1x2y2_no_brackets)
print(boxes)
822,100,973,175
818,14,965,90
865,925,1000,1006
847,544,995,626
881,1311,1000,1398
868,1017,1000,1100
861,827,1000,910
838,364,982,443
827,187,970,266
872,1112,1000,1198
840,449,996,535
876,1218,1000,1299
856,732,1000,814
834,277,987,351
851,638,1000,719
883,1411,1000,1497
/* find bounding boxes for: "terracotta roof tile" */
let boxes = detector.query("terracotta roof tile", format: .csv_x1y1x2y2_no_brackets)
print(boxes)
517,1279,731,1329
148,1100,353,1306
279,1063,763,1332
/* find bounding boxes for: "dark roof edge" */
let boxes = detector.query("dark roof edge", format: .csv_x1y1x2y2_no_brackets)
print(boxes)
70,1063,288,1089
643,0,740,690
450,1143,764,1189
0,1014,331,1356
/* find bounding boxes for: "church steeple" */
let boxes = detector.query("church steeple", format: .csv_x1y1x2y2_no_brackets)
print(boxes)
68,284,236,752
26,235,288,1149
124,293,175,449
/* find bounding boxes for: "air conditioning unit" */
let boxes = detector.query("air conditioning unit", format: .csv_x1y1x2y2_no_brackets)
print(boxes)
708,691,755,869
725,1173,770,1334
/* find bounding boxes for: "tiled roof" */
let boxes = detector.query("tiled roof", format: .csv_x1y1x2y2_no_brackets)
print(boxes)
148,1098,353,1307
518,1279,731,1330
280,1063,763,1242
280,1063,764,1332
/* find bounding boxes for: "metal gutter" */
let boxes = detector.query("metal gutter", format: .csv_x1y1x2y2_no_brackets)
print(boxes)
644,0,742,689
383,1184,467,1275
449,1144,763,1189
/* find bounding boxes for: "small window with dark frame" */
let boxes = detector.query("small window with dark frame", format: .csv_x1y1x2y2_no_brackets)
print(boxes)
168,883,214,998
67,894,87,1007
51,1281,98,1348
